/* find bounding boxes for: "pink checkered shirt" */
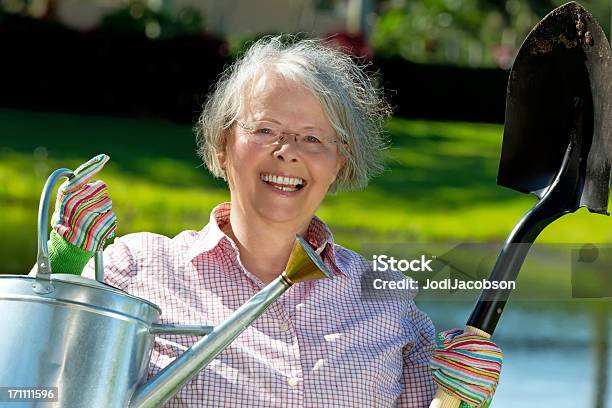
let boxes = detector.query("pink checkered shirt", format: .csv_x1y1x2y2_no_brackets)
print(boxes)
82,203,436,407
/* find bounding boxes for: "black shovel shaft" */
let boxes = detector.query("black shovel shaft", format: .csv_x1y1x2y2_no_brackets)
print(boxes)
466,207,564,333
468,137,580,335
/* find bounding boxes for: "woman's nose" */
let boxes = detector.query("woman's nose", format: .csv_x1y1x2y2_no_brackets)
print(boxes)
273,135,300,162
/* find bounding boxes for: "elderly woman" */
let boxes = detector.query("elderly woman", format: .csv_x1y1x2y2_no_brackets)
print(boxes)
48,36,501,407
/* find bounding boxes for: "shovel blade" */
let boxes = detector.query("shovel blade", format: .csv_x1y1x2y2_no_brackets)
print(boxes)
498,1,612,214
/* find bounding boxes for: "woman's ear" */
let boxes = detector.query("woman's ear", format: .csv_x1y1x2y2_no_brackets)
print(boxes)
329,151,348,187
217,129,231,173
217,151,227,171
335,143,349,175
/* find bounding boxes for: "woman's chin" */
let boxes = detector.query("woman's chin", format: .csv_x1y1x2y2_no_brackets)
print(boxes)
253,202,311,225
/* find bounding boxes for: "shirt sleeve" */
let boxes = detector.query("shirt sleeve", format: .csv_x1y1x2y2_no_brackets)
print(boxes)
396,301,437,407
81,235,137,292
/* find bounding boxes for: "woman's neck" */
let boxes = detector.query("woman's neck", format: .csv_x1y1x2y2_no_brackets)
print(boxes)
225,206,310,285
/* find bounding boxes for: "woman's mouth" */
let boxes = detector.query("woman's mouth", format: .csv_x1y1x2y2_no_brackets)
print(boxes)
260,173,306,192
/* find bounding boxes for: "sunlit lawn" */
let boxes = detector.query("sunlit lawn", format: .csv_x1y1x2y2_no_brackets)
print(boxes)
1,107,611,276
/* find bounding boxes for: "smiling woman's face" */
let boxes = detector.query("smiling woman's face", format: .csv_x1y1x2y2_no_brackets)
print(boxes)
219,71,345,228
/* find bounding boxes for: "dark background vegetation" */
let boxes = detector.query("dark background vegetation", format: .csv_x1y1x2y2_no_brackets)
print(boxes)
0,13,507,124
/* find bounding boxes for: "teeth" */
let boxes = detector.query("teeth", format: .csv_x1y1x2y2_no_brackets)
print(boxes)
270,183,297,192
260,173,304,186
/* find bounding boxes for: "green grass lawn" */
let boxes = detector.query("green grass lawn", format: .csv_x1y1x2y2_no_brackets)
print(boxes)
1,107,611,276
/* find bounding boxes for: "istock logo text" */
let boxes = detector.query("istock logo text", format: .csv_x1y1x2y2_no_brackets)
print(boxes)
372,255,434,272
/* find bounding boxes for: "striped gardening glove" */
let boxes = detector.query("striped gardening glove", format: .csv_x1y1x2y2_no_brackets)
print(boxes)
48,154,117,274
431,329,503,408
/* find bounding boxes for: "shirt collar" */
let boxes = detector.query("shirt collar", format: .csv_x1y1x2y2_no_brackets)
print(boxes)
187,202,345,277
186,203,230,262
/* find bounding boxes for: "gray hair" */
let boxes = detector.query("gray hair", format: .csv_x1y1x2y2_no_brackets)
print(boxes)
195,35,391,192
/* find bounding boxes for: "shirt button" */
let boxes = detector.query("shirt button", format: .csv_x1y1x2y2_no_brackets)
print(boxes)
295,303,305,311
280,321,290,332
288,377,301,387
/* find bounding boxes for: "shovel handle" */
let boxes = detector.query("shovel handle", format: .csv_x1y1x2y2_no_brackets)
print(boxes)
429,326,492,408
429,388,461,408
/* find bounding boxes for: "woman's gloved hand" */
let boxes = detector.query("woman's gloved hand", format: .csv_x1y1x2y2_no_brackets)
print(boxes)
431,328,503,408
49,154,117,274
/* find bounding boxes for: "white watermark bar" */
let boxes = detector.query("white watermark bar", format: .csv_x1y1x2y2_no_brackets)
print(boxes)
0,387,58,402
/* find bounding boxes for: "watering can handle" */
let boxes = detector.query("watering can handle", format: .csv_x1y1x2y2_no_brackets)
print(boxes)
95,250,104,282
32,168,74,294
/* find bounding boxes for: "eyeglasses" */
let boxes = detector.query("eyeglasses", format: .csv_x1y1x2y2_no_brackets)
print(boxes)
236,120,339,154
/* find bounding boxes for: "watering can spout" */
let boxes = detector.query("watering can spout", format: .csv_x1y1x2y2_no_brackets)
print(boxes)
128,235,332,408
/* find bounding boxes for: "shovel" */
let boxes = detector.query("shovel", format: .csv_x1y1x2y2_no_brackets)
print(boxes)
430,2,612,406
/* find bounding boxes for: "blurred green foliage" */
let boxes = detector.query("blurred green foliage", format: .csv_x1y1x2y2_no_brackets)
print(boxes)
371,0,611,67
0,0,206,39
0,0,32,16
99,0,205,40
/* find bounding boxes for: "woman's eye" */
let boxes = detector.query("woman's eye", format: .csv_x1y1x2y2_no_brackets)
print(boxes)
304,135,322,143
256,128,275,135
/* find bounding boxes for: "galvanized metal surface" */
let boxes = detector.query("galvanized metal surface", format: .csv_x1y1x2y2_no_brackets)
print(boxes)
0,274,160,408
94,250,104,283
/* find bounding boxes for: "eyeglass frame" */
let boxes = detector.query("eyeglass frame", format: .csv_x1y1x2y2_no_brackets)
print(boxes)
235,120,342,154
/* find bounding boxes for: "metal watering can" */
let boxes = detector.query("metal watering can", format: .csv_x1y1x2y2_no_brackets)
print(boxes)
0,167,333,407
